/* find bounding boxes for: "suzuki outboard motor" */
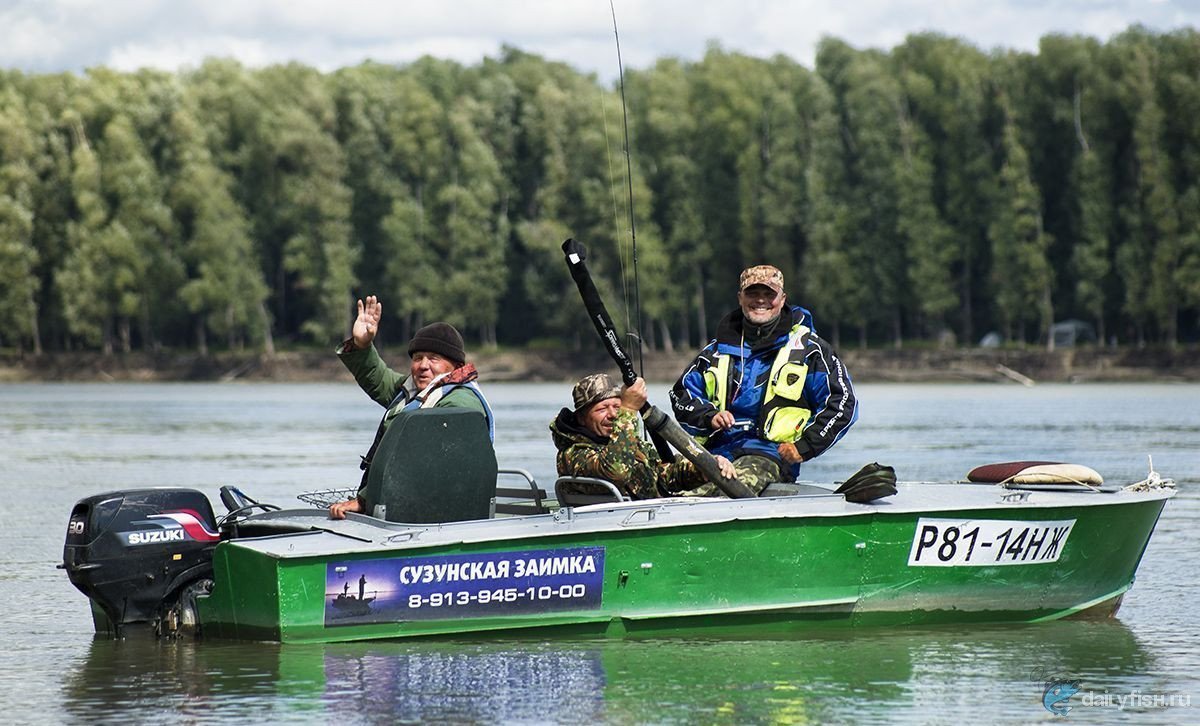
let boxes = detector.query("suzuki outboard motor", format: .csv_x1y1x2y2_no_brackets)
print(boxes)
61,488,221,636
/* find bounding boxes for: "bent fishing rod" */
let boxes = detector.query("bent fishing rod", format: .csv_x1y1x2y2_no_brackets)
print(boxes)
609,0,644,376
562,238,754,498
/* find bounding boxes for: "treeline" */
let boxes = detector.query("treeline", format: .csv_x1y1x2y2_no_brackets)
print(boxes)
2,27,1199,357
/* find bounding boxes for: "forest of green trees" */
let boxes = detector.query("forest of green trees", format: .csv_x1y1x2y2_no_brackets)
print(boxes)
2,26,1199,357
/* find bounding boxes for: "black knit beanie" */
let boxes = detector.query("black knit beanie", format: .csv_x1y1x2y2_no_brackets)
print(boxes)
408,322,466,364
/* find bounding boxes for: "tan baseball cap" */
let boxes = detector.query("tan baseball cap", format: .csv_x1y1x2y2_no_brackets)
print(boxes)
739,265,784,294
572,373,622,412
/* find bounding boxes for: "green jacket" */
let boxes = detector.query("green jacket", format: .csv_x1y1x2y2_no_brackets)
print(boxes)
337,341,485,417
339,341,487,497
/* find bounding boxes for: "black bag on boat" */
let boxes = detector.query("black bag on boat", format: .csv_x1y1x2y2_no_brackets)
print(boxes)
835,462,898,503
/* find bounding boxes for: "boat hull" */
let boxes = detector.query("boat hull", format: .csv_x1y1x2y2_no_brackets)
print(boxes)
196,483,1172,643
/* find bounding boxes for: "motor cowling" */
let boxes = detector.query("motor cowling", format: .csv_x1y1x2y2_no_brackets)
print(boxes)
62,488,221,635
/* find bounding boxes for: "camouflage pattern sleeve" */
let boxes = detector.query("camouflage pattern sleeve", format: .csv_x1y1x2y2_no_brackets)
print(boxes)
557,409,662,500
657,459,718,496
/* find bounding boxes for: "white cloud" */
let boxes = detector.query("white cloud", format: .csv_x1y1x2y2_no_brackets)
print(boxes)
0,0,1196,78
106,36,278,73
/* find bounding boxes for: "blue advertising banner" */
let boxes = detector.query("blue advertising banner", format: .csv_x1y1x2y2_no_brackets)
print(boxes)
324,546,606,626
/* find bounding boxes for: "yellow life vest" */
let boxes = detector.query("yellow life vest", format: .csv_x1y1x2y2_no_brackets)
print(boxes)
759,324,813,443
700,324,813,444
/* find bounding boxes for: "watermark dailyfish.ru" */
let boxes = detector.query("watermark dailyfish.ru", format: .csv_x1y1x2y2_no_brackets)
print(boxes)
1029,669,1192,716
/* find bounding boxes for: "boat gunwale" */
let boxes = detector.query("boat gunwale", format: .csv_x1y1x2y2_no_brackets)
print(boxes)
223,481,1175,560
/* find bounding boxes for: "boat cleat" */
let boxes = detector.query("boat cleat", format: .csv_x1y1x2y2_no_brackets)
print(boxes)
1000,490,1032,504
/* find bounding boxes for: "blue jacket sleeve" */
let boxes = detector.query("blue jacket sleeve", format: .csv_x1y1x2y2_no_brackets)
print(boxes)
794,334,857,460
670,341,720,435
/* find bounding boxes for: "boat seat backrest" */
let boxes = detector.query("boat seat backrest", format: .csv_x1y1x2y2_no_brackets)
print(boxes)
554,476,629,508
362,408,497,524
494,468,550,516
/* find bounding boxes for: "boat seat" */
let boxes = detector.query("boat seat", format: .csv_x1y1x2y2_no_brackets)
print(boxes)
361,408,497,524
554,476,629,508
494,469,550,515
554,477,628,507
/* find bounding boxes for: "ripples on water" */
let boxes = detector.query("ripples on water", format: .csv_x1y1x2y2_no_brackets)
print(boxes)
1,382,1197,724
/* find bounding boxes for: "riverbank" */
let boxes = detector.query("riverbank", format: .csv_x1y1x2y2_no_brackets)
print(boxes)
2,345,1198,384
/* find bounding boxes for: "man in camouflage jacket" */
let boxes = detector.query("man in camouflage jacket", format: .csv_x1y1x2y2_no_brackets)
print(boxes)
550,373,735,500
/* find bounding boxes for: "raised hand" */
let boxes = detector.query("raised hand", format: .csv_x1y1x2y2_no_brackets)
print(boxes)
620,377,648,411
351,295,383,350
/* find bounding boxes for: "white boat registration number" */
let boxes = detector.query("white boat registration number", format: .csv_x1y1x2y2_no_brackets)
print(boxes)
907,517,1076,567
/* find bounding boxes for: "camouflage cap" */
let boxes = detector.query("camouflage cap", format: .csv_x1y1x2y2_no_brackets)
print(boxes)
572,373,622,412
739,264,784,294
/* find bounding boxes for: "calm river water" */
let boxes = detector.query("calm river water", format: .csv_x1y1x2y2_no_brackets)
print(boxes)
1,381,1197,724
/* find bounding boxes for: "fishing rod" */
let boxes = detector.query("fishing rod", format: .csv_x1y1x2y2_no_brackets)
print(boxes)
609,0,644,375
563,238,753,498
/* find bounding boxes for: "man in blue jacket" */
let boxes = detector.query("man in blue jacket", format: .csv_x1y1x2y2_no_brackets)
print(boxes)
670,265,857,492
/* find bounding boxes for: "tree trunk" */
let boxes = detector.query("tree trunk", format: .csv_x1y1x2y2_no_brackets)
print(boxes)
275,261,286,341
258,301,275,357
960,261,973,345
1043,286,1055,352
196,317,208,356
400,313,414,347
1166,301,1178,349
642,322,656,354
30,304,42,355
139,303,152,352
119,317,132,354
658,318,674,353
1073,83,1090,154
226,305,236,350
694,269,708,344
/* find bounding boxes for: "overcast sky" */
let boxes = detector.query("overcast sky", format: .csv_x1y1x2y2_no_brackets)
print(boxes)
2,0,1197,82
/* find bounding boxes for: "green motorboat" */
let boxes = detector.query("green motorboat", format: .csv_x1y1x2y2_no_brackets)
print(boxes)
61,410,1175,644
190,481,1171,643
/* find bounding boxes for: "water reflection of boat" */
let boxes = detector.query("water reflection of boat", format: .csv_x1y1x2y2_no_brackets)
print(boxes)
595,620,1157,723
59,619,1156,724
